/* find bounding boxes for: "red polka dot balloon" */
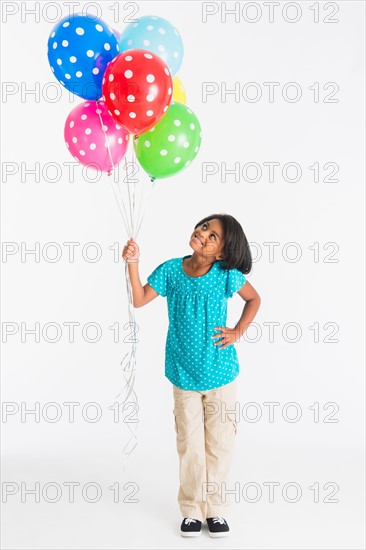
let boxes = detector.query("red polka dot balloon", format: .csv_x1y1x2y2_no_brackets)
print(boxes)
102,49,173,135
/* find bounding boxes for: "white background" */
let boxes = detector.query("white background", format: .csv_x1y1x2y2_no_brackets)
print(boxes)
1,1,365,549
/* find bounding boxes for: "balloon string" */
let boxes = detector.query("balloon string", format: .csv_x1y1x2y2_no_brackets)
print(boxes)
95,101,139,465
95,99,131,236
124,151,135,237
135,178,156,238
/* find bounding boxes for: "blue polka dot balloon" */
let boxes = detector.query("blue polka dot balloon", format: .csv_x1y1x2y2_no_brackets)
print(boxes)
118,15,183,76
47,14,119,100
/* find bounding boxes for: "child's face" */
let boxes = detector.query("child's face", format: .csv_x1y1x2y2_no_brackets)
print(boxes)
190,218,225,260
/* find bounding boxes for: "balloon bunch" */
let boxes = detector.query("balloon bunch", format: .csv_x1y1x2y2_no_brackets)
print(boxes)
47,13,202,181
47,14,201,465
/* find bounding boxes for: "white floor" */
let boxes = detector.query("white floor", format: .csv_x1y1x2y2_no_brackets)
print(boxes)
2,440,364,550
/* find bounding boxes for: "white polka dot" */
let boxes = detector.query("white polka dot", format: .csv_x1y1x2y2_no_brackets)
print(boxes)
118,137,123,144
185,160,191,166
159,28,166,35
125,70,133,78
144,53,153,59
52,42,57,49
187,108,193,114
146,74,155,83
163,105,169,112
110,92,116,100
85,128,92,135
164,67,170,76
190,123,195,130
95,24,103,32
69,121,74,128
160,149,168,156
127,95,135,102
174,157,181,163
114,109,120,115
76,71,82,78
72,137,77,143
65,74,71,79
51,32,55,38
173,51,179,58
143,40,150,46
81,114,87,120
86,50,94,57
146,94,154,102
168,87,172,95
79,150,86,156
102,125,108,131
69,56,76,63
168,135,175,142
149,127,155,132
57,59,62,65
144,140,150,148
104,43,111,50
116,124,121,129
108,74,114,82
63,22,70,27
129,112,136,118
92,68,99,74
147,25,153,30
158,45,165,52
146,110,154,116
183,141,189,148
125,55,133,61
75,28,84,35
127,39,132,45
174,119,181,126
62,40,68,47
194,146,199,153
90,143,96,150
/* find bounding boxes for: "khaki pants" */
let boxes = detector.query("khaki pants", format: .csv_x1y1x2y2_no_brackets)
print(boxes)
172,377,238,522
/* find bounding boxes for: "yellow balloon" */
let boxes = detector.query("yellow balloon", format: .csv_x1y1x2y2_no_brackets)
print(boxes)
172,76,186,104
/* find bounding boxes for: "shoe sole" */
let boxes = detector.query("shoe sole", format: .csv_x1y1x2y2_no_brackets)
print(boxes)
181,531,202,537
208,531,230,538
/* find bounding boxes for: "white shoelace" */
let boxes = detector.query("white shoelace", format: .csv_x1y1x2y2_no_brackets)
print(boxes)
212,516,226,525
184,517,198,525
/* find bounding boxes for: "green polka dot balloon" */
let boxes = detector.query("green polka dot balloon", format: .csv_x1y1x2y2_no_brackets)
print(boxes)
133,102,202,180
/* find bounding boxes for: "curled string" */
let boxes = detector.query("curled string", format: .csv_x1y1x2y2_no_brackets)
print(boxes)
96,102,139,470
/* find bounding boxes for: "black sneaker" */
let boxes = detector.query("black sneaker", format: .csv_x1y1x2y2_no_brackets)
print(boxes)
180,517,202,537
206,516,230,537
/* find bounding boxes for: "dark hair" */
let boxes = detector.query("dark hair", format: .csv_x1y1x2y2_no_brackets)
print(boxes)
194,213,252,274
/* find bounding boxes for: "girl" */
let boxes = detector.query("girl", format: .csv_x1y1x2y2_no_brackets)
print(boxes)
122,213,261,538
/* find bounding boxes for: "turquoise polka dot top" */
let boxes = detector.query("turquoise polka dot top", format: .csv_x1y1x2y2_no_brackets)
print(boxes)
147,255,247,391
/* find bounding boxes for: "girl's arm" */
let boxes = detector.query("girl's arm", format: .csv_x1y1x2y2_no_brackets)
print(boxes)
122,239,158,308
127,263,159,308
234,280,261,338
212,280,261,349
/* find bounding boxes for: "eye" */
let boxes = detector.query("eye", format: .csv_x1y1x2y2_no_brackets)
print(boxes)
201,223,216,240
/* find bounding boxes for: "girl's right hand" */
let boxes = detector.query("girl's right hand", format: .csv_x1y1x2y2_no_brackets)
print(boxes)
122,238,140,263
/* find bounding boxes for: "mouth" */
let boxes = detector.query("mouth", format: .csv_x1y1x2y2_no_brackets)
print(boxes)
193,234,204,246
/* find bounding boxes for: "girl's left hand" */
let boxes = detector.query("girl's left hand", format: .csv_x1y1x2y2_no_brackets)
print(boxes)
212,326,240,349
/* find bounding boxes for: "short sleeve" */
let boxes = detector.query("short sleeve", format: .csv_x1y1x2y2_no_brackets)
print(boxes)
226,268,247,298
147,260,169,297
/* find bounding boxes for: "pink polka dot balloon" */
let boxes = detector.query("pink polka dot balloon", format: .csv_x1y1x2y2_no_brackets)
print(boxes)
64,100,129,173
